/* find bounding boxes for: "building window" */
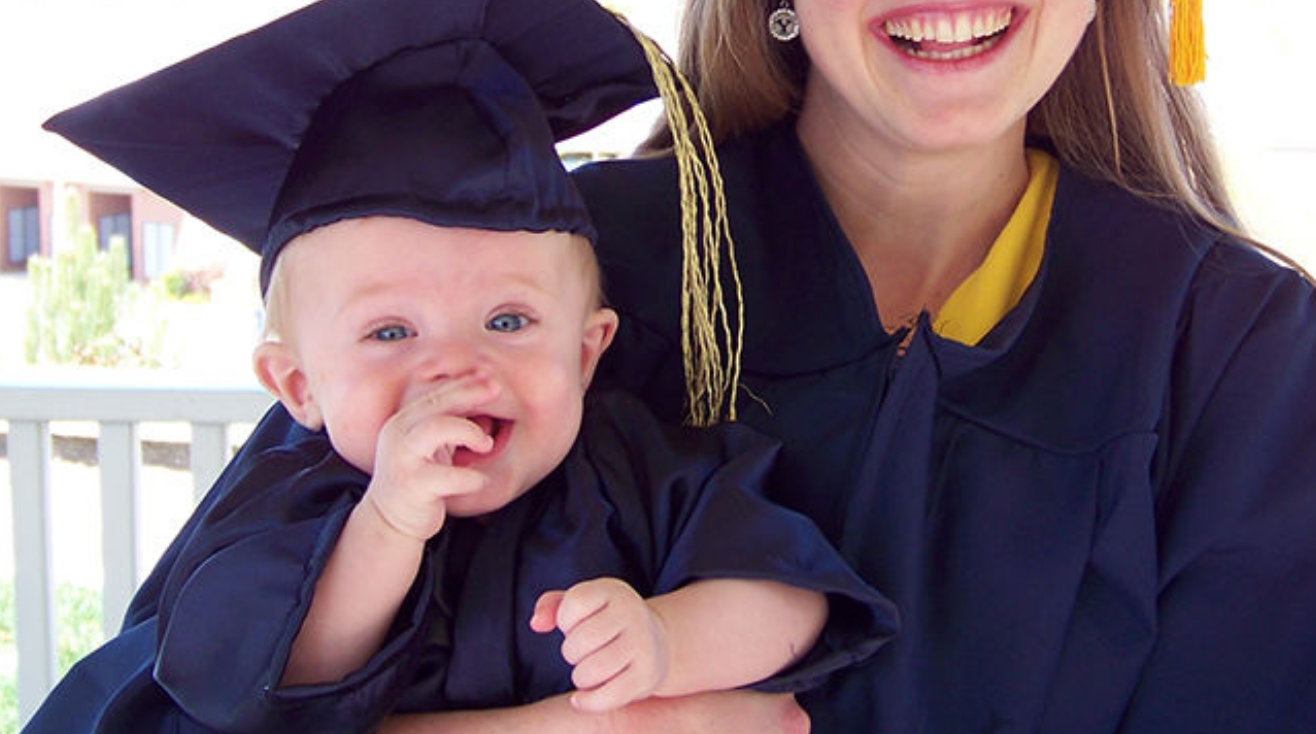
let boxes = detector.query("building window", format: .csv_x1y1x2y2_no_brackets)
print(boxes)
7,205,39,264
98,212,132,252
143,221,177,279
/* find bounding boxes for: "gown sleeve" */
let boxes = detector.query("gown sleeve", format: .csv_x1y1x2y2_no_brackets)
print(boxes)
1120,248,1316,733
22,407,434,734
145,428,439,734
17,406,358,734
21,407,431,734
577,391,899,694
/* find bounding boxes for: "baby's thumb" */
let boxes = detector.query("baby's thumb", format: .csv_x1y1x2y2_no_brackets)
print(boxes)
529,590,566,633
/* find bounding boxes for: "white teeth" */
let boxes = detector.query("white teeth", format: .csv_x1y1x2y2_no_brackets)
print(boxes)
885,8,1013,44
954,15,972,40
935,16,954,41
906,34,1002,60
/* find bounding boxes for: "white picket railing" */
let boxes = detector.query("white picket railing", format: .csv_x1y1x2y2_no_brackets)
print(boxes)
1,375,272,726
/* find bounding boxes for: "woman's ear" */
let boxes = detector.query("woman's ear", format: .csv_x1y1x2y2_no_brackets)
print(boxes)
252,341,323,429
580,307,619,388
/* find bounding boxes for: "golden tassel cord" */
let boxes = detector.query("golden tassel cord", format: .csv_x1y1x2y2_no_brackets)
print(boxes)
1170,0,1205,86
616,15,745,426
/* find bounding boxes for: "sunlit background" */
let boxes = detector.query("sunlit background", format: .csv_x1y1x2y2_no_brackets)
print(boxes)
0,2,1313,730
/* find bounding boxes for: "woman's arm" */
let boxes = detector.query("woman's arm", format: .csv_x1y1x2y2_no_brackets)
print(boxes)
1121,260,1316,732
378,690,811,734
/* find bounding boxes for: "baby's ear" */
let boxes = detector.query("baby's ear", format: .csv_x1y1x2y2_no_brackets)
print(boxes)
252,341,323,429
580,307,619,388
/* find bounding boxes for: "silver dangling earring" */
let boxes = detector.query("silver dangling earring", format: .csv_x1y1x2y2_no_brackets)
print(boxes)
1087,0,1097,22
768,1,800,42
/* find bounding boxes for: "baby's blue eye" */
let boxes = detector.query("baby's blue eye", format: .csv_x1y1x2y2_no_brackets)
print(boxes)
369,325,414,342
487,312,529,333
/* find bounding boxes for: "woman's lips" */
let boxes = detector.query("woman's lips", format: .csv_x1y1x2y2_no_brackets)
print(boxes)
875,5,1017,63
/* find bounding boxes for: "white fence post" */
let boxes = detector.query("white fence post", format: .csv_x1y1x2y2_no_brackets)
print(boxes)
190,422,229,504
9,420,58,725
98,421,142,637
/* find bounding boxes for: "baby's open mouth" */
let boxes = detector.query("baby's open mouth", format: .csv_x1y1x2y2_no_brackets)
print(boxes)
452,414,508,467
468,414,506,441
884,7,1013,62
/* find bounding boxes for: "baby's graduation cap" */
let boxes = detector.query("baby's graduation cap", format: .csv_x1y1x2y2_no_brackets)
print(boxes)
44,0,744,426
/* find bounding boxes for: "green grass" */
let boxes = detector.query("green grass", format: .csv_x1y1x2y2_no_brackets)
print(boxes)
0,581,105,734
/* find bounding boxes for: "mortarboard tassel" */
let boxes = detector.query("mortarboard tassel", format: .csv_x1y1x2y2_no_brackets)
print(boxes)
1169,0,1205,86
617,16,745,426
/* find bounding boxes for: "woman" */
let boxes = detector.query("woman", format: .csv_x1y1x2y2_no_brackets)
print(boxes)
386,0,1316,731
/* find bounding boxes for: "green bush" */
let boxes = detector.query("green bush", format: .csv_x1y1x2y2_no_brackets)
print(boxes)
24,228,161,368
0,675,14,734
0,583,12,649
54,585,103,675
157,265,220,303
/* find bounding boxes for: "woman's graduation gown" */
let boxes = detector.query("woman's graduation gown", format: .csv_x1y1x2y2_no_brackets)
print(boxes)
575,120,1316,734
22,392,892,733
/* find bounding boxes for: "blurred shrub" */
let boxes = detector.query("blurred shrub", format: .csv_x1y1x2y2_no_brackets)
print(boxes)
157,264,221,303
24,227,161,367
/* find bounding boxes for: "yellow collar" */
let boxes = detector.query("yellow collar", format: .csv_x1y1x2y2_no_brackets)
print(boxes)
933,149,1059,346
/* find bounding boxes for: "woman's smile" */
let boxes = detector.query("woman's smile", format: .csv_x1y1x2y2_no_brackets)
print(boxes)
872,4,1023,67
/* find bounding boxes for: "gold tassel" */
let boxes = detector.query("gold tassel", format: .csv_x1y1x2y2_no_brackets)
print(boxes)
1169,0,1205,86
614,14,745,426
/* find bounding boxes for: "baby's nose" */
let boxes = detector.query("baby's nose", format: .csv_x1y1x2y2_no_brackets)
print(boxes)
415,340,487,384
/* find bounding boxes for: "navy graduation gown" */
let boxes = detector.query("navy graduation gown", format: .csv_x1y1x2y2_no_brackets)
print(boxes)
23,391,891,734
575,119,1316,733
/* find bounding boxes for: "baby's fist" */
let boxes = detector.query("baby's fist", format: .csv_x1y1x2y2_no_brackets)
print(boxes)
531,578,669,712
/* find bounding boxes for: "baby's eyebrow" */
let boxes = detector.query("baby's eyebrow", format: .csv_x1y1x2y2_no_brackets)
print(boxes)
497,276,555,296
331,285,408,322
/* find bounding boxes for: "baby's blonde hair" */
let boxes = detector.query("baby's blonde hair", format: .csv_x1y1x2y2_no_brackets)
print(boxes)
260,252,293,344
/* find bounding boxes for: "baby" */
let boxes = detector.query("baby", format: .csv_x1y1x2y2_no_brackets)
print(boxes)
257,215,829,711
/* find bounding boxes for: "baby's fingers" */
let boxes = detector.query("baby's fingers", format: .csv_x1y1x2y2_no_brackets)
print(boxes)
399,413,493,465
425,464,489,498
402,376,500,419
559,610,625,666
569,632,633,691
530,591,566,634
554,578,630,633
570,659,650,713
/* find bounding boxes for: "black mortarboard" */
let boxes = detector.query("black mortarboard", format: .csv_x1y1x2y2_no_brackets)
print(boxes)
45,0,748,426
43,0,656,290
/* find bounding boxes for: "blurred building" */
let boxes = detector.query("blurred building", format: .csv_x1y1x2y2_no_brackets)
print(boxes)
1,176,183,280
